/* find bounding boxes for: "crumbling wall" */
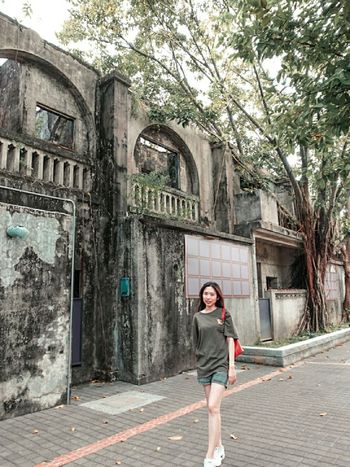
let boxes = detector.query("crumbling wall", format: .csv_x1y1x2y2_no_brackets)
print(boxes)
0,201,72,420
23,64,90,154
118,216,256,384
117,217,195,384
256,240,299,292
0,60,22,132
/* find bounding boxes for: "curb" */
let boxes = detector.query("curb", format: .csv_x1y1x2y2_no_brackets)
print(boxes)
237,327,350,367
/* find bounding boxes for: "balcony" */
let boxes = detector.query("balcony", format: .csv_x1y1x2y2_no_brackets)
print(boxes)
129,181,199,223
0,135,91,191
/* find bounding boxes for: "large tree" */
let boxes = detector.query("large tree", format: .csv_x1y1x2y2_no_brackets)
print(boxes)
60,0,350,332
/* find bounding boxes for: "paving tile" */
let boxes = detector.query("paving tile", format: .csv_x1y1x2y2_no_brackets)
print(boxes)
1,342,350,466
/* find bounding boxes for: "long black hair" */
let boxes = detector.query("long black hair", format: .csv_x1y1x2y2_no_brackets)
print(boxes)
198,281,225,312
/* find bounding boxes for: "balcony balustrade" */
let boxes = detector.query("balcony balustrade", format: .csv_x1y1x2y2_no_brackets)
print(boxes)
0,135,91,191
130,181,199,223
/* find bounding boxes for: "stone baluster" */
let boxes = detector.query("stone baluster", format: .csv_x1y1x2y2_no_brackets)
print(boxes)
155,190,161,213
187,200,192,220
56,160,64,185
143,186,148,209
77,165,84,189
134,182,140,206
37,151,44,180
25,149,32,176
67,162,74,187
47,157,54,182
12,145,20,172
149,187,153,210
0,141,7,170
194,200,199,221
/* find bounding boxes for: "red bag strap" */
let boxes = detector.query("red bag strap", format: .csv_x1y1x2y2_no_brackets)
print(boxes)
221,306,226,322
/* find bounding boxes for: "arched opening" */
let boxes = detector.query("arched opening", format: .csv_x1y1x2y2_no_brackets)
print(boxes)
0,49,96,155
134,124,199,196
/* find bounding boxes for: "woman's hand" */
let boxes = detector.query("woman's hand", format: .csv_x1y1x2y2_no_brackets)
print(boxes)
228,366,237,385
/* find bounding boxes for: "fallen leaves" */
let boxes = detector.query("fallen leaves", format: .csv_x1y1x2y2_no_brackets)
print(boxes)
32,429,39,435
319,412,328,417
279,375,293,382
230,433,239,440
156,447,161,452
71,395,80,401
168,435,183,441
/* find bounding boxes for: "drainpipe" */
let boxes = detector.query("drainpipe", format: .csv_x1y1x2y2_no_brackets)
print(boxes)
0,184,76,405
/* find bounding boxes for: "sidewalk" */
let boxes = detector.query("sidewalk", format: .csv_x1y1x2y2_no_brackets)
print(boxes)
1,341,350,467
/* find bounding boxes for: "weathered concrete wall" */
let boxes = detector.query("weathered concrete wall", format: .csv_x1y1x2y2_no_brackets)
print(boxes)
211,144,238,234
0,59,92,156
23,64,89,154
326,262,345,325
0,201,72,420
0,60,22,132
85,73,132,382
234,190,279,225
0,10,99,390
256,240,299,293
0,12,98,155
266,289,306,340
115,216,258,384
131,218,194,383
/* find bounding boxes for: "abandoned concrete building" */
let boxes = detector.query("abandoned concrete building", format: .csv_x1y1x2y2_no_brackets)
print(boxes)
0,12,345,419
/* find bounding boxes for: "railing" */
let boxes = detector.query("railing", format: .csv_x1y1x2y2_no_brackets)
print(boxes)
130,181,199,223
0,135,91,191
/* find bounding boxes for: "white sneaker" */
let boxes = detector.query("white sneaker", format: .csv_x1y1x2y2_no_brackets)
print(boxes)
215,445,225,462
204,458,218,467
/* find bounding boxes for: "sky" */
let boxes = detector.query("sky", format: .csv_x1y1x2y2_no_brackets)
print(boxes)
0,0,69,45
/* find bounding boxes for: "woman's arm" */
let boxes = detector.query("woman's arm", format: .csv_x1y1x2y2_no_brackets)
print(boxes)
227,337,237,385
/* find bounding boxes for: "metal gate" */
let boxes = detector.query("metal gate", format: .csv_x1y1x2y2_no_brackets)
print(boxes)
259,298,272,341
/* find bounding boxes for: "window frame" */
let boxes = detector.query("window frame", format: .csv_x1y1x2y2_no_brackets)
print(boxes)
35,103,75,150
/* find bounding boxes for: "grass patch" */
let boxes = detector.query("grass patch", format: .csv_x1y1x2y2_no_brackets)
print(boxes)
255,322,350,348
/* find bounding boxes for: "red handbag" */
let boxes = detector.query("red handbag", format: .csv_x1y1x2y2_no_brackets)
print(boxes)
221,307,244,358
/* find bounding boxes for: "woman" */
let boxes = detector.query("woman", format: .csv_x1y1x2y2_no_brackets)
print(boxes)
192,281,239,467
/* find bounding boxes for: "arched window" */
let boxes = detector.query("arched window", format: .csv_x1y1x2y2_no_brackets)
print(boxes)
134,125,199,196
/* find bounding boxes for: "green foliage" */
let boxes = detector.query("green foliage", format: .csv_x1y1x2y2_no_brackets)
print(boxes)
130,171,170,190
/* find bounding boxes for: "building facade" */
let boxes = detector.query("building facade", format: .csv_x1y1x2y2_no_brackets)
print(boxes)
0,12,344,420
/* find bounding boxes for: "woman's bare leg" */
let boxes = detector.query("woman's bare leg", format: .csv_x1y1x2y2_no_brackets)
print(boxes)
204,383,225,459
